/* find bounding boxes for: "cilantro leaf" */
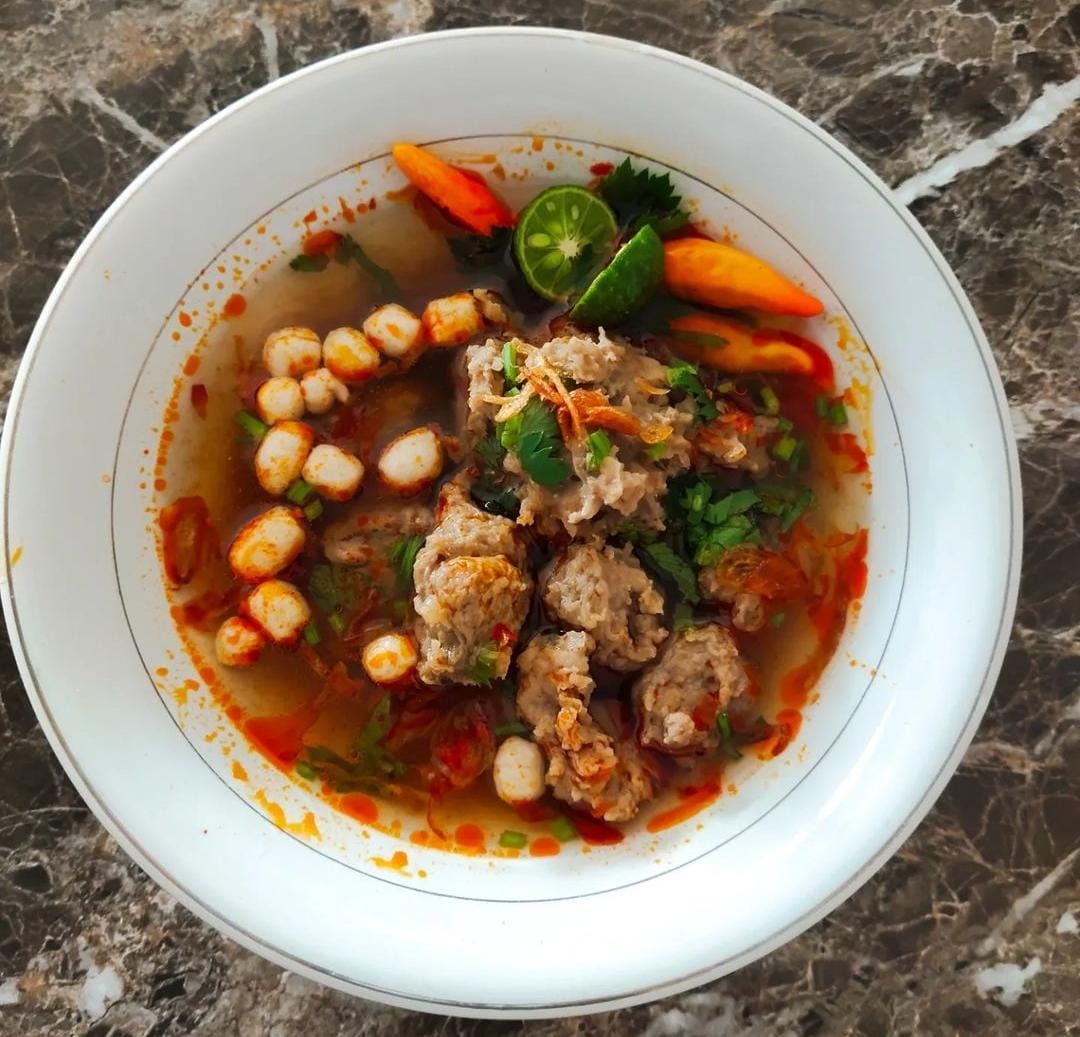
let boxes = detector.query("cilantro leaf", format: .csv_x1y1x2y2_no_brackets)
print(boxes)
666,359,719,423
307,563,356,617
447,226,512,271
498,397,570,488
642,542,699,603
474,433,507,472
303,700,406,792
289,253,331,272
335,233,398,296
613,520,657,546
600,158,690,235
389,535,424,592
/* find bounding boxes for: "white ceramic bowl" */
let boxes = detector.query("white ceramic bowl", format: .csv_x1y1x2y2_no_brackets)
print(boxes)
0,28,1020,1017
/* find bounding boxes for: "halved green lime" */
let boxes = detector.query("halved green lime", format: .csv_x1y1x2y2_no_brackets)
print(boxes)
570,224,664,326
513,185,618,301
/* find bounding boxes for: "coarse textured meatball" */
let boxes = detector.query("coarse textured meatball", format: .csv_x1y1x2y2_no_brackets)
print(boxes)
411,482,532,685
517,632,656,821
634,623,750,755
543,540,668,671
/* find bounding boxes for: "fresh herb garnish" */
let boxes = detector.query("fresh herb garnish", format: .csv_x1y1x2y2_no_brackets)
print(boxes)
468,641,502,684
674,481,763,566
665,359,719,423
328,613,347,635
295,760,318,780
447,226,512,271
550,816,579,842
471,433,519,515
475,433,507,472
303,499,324,522
493,721,529,739
772,435,799,463
470,478,520,518
672,602,697,631
302,700,406,792
497,396,571,488
717,711,742,760
760,385,780,416
353,697,404,777
289,232,398,297
599,158,691,236
499,829,528,849
585,430,613,472
234,410,269,440
285,478,315,505
642,542,699,603
302,620,321,647
646,441,667,461
307,563,356,618
289,253,331,272
770,611,786,628
756,479,815,533
502,340,521,386
389,534,425,592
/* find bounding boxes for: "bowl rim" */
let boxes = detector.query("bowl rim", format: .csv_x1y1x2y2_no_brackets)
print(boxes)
0,26,1022,1016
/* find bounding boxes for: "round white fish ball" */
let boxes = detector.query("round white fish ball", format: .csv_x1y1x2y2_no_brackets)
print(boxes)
322,327,380,383
262,327,322,377
376,427,444,496
493,736,546,805
302,444,364,502
361,633,418,685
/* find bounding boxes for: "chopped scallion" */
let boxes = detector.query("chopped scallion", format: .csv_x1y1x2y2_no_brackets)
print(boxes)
777,416,794,433
770,611,786,628
502,340,520,385
303,499,324,522
328,613,346,635
760,385,780,415
815,394,830,419
716,380,735,395
550,816,578,843
295,760,317,780
493,721,529,739
717,710,742,761
828,401,849,426
302,620,321,647
717,711,733,741
585,429,612,472
285,478,314,505
234,410,269,439
645,441,667,460
772,435,798,462
499,830,528,849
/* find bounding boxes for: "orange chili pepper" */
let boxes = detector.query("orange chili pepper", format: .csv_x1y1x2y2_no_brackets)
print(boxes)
664,238,823,316
392,143,516,236
668,313,834,388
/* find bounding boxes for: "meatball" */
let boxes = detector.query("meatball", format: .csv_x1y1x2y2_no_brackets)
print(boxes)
543,540,668,671
411,483,532,685
633,623,750,755
517,632,656,822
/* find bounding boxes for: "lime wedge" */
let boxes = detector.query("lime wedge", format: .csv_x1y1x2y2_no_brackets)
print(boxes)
513,185,618,301
570,224,665,326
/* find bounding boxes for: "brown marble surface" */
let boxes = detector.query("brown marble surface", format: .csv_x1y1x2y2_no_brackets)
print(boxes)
1,2,1078,1035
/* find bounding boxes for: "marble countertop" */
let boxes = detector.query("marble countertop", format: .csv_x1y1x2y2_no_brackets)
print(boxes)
1,2,1077,1034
